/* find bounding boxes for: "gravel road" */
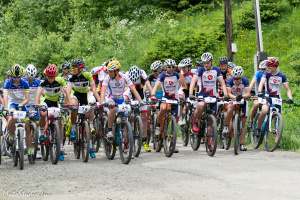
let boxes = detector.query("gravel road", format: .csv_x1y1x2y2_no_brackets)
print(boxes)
1,143,300,200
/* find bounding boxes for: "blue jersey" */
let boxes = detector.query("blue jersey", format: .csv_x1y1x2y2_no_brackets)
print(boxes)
26,78,41,104
3,78,29,105
263,71,287,97
159,72,179,98
227,77,249,96
197,66,222,97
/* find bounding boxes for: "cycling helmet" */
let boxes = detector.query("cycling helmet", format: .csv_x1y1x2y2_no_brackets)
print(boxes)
178,58,192,68
26,64,37,78
71,58,85,68
164,59,176,67
227,62,236,69
128,65,141,83
219,56,228,64
232,66,244,78
258,60,268,69
150,60,163,71
201,52,213,62
11,64,24,78
267,57,279,68
44,64,57,77
107,60,121,71
62,62,71,70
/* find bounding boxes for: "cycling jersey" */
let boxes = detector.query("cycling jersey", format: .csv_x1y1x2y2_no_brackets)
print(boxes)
148,73,163,99
102,72,133,99
263,71,287,97
3,78,29,105
69,71,93,94
219,69,232,96
227,77,249,96
26,78,41,105
40,77,66,102
197,67,222,97
125,69,148,99
159,72,180,99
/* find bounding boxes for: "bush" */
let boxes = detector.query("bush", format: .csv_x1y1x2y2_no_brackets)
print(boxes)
288,0,300,7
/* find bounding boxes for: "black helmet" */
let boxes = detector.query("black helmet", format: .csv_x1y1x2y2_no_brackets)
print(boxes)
71,58,85,68
219,56,229,64
62,62,71,70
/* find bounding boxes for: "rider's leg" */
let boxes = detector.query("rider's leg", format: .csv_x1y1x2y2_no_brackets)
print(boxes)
192,102,205,132
257,104,269,131
240,116,247,151
25,123,34,156
158,103,168,136
250,100,259,125
224,103,234,137
69,97,78,141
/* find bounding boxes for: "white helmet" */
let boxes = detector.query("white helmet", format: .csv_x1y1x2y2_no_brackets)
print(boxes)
232,66,244,78
150,60,163,71
258,60,268,69
228,62,236,69
26,64,37,78
128,65,141,83
164,59,176,67
178,58,192,68
201,52,213,62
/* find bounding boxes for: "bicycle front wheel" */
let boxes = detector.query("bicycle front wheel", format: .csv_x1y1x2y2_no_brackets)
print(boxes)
163,115,177,157
264,112,283,152
18,129,24,170
233,114,241,155
119,120,133,164
49,122,60,165
133,116,142,158
81,121,91,163
205,114,217,157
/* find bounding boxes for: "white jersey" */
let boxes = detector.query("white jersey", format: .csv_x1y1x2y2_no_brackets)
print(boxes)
102,72,133,98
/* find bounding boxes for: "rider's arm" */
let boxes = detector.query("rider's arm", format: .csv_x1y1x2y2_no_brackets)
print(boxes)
218,76,228,97
248,78,256,93
151,80,160,96
90,79,101,103
258,77,266,93
145,80,153,94
189,75,198,96
227,87,235,99
3,90,8,108
283,82,293,100
100,85,107,104
35,87,44,105
20,90,29,107
179,72,187,89
129,85,142,102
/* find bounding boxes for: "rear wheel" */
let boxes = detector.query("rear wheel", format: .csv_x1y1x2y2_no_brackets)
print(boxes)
49,122,60,164
205,114,217,157
163,115,177,157
181,115,189,147
233,114,241,155
264,112,282,152
133,116,143,157
119,120,133,164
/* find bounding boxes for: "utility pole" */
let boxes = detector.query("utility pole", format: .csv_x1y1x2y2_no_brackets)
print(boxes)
224,0,234,61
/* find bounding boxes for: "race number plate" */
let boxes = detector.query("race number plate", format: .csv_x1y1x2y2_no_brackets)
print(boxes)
271,98,282,106
78,106,91,114
13,111,27,120
258,97,267,104
204,97,217,104
48,107,61,118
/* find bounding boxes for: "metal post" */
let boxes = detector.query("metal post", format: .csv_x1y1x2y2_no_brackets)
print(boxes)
254,0,264,53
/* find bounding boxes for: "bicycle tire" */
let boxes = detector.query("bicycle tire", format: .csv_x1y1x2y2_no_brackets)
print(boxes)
233,114,241,155
103,118,116,160
163,116,177,157
205,114,217,157
133,116,143,157
181,117,189,147
119,120,133,164
18,129,24,170
49,122,60,165
264,112,283,152
82,121,90,163
152,114,162,152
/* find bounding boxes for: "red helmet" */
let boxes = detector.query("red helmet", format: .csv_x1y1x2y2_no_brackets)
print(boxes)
267,57,279,68
44,64,57,77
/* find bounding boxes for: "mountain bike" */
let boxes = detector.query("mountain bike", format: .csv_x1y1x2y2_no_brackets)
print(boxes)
129,100,143,158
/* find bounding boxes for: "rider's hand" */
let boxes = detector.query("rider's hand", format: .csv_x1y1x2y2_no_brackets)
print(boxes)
224,96,230,101
150,96,157,101
286,98,294,104
236,95,243,102
189,94,196,100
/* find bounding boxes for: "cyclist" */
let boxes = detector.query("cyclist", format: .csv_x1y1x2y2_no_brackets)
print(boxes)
248,59,268,128
67,59,101,159
178,58,194,125
25,64,41,105
189,52,228,133
225,66,250,151
59,61,71,81
125,65,153,152
256,57,293,135
148,60,163,99
100,59,143,138
3,64,30,154
35,64,69,161
151,59,183,152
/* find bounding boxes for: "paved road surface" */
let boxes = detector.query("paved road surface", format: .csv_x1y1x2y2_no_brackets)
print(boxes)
1,143,300,200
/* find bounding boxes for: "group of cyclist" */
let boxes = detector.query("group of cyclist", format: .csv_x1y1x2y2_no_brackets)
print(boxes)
0,51,294,167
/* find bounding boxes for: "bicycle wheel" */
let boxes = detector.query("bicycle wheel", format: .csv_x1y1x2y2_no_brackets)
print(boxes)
41,142,49,161
49,122,60,164
103,118,116,160
250,113,263,149
81,121,90,163
205,114,217,157
233,114,241,155
181,114,189,147
163,115,177,157
190,133,201,151
152,114,162,152
73,141,80,159
93,117,101,153
18,129,24,170
133,116,142,157
264,112,283,152
31,124,39,163
119,120,133,164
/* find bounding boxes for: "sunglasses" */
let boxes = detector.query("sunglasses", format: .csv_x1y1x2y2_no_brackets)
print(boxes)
166,66,174,69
